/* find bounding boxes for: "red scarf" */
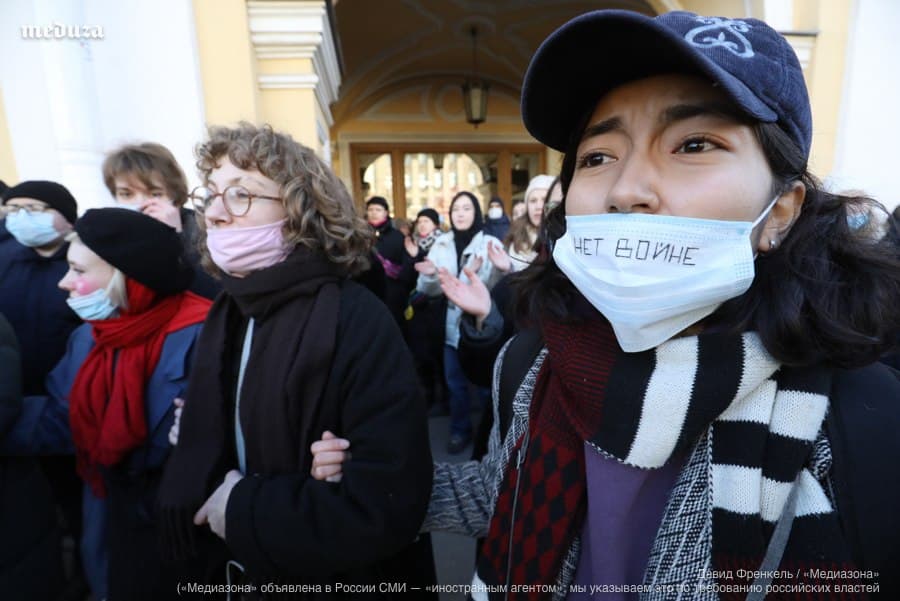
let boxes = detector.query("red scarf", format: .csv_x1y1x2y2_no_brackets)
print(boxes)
69,279,211,496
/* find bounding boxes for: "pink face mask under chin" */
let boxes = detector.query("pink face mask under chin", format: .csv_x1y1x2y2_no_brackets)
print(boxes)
205,218,293,276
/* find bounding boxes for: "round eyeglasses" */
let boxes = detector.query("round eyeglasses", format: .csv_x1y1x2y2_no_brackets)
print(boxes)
1,203,50,215
189,185,282,218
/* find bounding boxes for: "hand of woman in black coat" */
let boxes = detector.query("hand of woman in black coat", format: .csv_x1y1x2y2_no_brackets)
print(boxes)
194,469,243,539
310,430,351,483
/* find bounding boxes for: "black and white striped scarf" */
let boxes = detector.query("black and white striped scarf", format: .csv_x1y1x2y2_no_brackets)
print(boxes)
477,317,862,600
618,333,859,599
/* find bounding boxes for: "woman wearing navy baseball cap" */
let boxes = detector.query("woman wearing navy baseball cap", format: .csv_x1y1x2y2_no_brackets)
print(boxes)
312,10,900,598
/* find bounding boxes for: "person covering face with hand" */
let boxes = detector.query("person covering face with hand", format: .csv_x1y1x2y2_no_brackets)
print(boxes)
103,142,220,299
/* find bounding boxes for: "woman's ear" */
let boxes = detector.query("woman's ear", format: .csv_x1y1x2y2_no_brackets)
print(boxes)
759,180,805,253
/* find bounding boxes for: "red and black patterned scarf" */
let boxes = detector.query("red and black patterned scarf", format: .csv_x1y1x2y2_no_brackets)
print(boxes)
477,316,617,595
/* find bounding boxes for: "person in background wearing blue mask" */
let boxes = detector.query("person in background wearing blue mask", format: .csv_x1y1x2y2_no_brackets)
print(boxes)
311,9,900,597
0,181,80,395
483,196,511,241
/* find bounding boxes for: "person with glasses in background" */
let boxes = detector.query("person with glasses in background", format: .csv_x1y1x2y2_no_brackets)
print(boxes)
158,123,435,598
103,142,220,299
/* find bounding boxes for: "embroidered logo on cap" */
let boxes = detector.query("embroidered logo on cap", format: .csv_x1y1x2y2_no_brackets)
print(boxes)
685,17,755,58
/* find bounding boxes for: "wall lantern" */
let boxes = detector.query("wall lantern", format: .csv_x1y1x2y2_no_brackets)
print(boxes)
461,26,489,127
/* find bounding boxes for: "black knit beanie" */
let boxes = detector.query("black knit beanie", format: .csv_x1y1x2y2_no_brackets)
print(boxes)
75,208,192,296
416,208,440,228
3,180,78,224
366,196,390,213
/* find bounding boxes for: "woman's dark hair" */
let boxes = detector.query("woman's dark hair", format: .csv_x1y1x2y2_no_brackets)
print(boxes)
513,118,900,368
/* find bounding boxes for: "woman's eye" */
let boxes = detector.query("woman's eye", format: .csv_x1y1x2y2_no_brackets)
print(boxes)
577,151,615,168
677,137,717,154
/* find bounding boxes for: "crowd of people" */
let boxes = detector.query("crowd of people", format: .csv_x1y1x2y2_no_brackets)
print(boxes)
1,8,899,601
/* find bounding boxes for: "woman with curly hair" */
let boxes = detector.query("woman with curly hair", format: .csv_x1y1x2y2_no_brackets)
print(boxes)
158,123,434,597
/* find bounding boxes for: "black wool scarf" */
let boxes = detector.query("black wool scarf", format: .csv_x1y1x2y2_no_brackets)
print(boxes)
477,313,860,600
157,247,341,559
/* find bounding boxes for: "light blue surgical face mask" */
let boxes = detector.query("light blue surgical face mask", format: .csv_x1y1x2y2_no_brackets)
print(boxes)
66,286,118,321
114,202,143,212
553,197,779,352
4,209,62,247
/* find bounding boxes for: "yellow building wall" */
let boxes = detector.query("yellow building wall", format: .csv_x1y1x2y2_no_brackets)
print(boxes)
192,0,259,126
191,0,851,181
192,1,324,153
259,89,319,151
0,87,18,184
802,0,851,176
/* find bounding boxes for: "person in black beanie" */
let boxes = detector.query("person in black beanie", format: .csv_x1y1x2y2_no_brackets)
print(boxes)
403,207,448,415
366,195,415,329
1,208,212,601
0,180,80,394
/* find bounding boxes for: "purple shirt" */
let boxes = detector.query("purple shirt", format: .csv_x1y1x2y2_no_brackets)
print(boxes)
567,443,685,600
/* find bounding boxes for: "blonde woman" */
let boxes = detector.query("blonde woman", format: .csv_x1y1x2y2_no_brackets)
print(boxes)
2,208,211,600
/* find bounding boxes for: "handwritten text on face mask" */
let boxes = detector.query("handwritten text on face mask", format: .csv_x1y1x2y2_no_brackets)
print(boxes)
571,237,698,266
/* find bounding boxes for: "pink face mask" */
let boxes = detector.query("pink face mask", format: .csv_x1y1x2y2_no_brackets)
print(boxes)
206,218,292,276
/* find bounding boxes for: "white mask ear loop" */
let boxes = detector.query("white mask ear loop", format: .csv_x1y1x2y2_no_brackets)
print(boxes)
751,195,782,258
752,195,781,229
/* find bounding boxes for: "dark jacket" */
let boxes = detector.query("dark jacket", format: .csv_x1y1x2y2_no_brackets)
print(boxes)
457,274,516,389
827,362,900,596
2,321,203,600
180,207,221,300
0,221,80,395
223,281,435,598
372,221,415,329
0,314,64,601
483,214,511,242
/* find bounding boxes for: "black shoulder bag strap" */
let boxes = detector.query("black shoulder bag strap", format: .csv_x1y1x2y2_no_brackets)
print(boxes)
497,328,544,439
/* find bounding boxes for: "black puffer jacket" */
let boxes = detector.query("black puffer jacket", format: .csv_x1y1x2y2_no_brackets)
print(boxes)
0,313,64,601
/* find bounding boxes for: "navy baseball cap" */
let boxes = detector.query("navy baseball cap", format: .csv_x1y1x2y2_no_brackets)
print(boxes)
522,10,812,158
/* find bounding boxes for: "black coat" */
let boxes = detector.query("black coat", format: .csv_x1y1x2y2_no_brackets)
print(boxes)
483,215,510,242
221,282,436,598
0,314,64,601
0,222,80,395
372,222,415,329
